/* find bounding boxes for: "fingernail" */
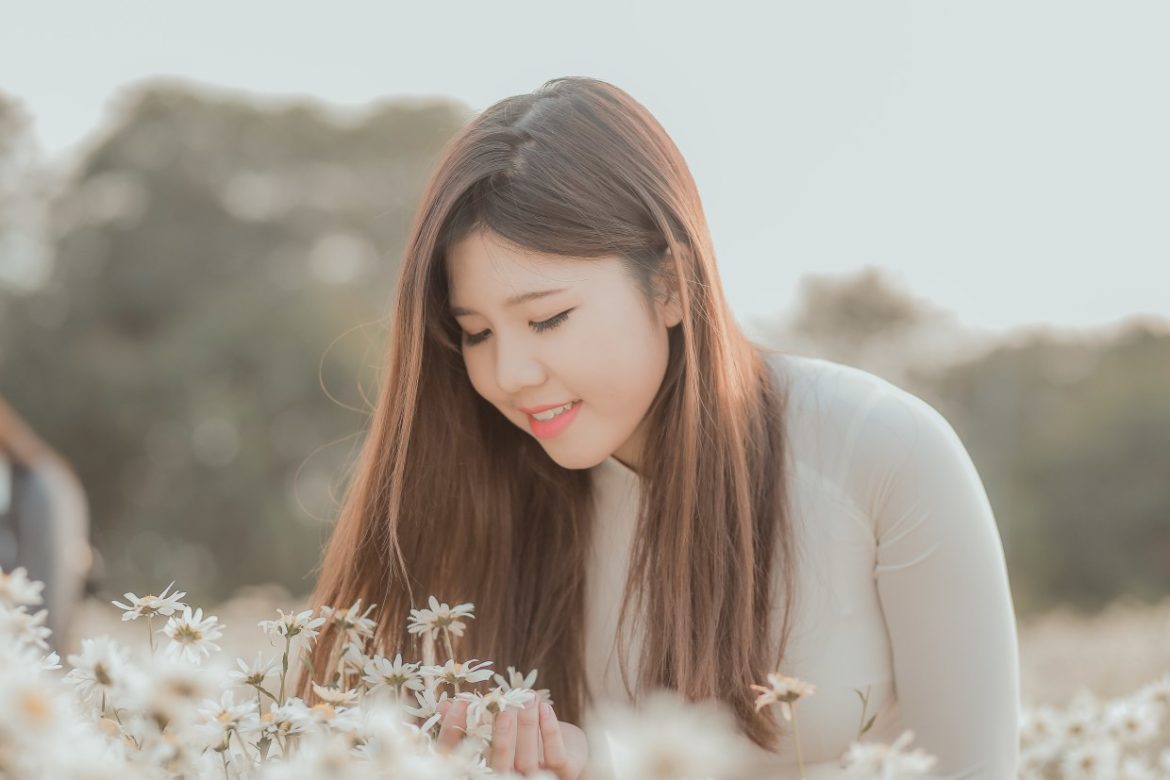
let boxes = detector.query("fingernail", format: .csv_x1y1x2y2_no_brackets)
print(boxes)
541,703,553,717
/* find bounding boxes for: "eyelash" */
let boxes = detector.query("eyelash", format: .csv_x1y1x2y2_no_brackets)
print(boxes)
461,309,573,347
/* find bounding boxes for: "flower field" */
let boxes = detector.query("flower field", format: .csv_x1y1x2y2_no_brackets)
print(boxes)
2,571,1168,778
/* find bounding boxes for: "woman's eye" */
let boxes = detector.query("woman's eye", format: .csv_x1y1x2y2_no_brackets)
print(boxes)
461,309,574,347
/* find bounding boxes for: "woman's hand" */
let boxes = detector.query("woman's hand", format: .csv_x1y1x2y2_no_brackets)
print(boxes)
436,697,589,779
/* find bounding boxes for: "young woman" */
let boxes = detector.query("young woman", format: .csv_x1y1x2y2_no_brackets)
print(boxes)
0,394,92,653
297,77,1020,778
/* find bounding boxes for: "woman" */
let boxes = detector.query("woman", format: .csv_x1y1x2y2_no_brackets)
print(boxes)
0,394,91,654
297,76,1020,778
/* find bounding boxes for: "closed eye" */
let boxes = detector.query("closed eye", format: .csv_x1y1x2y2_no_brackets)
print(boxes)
461,309,574,347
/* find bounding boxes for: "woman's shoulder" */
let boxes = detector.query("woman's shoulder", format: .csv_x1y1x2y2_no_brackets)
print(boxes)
765,351,903,426
763,351,955,484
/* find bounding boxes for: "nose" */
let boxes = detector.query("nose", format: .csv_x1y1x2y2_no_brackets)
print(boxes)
493,335,548,396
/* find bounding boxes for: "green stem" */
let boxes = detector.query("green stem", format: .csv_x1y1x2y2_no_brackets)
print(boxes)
110,708,142,750
323,634,341,688
231,728,257,767
856,685,871,741
791,706,806,780
441,629,455,662
278,636,291,705
147,615,156,654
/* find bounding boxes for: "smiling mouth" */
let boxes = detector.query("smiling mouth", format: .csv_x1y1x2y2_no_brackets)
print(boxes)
527,400,581,420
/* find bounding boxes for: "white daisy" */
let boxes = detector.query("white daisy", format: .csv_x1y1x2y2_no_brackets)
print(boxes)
1119,755,1158,780
199,688,259,734
593,689,753,780
1020,703,1063,746
269,727,364,772
841,729,939,778
404,681,451,732
303,694,365,733
749,671,816,722
258,608,326,643
121,652,220,732
349,697,433,762
0,565,45,607
1133,673,1170,713
458,686,536,733
227,651,279,688
0,661,76,758
161,605,223,665
311,681,361,707
111,580,187,621
420,658,494,689
240,696,311,742
63,635,133,710
319,599,378,643
1060,738,1122,780
363,652,425,700
1104,696,1162,747
407,595,475,640
493,665,553,706
38,650,61,672
1061,689,1106,742
0,602,52,650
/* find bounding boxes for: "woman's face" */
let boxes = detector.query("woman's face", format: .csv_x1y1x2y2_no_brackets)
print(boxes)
446,229,681,474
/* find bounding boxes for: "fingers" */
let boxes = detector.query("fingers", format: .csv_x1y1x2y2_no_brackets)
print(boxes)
513,698,541,774
539,702,569,774
435,698,469,755
488,710,517,772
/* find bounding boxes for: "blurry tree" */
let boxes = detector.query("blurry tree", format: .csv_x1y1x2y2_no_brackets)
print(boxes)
0,91,55,326
911,320,1170,616
752,266,984,388
0,79,470,603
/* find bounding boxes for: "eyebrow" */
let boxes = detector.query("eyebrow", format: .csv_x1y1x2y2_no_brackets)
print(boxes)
449,287,569,317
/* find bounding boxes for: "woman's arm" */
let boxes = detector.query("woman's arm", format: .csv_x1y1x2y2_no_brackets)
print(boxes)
858,387,1021,778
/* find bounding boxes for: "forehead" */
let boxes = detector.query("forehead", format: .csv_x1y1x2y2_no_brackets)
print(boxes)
446,230,604,299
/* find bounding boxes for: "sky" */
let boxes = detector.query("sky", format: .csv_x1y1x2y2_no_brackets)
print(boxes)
2,1,1168,338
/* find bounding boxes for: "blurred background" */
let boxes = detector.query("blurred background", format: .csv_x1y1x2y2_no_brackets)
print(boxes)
0,2,1167,709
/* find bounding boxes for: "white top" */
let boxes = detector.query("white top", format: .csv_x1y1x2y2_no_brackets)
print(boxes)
582,353,1020,779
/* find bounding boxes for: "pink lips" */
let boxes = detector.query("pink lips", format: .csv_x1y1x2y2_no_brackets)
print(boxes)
526,400,582,439
518,399,579,414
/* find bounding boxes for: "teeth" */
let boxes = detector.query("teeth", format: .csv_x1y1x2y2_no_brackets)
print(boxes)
532,401,576,421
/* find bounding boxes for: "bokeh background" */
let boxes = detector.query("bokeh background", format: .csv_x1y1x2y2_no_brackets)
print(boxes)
1,1,1167,711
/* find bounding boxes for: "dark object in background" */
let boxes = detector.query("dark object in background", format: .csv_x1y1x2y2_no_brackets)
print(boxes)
0,395,94,653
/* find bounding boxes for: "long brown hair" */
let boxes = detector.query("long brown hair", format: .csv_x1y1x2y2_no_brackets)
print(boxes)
297,76,797,753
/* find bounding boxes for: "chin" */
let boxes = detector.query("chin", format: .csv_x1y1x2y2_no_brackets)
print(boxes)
538,447,602,472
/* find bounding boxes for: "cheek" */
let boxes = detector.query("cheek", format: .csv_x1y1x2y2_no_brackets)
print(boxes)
462,351,494,400
578,320,666,406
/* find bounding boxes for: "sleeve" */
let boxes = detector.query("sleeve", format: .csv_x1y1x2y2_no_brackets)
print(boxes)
849,385,1021,779
18,459,91,651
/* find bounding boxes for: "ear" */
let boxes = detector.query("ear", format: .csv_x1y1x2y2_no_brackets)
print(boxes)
653,268,683,329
